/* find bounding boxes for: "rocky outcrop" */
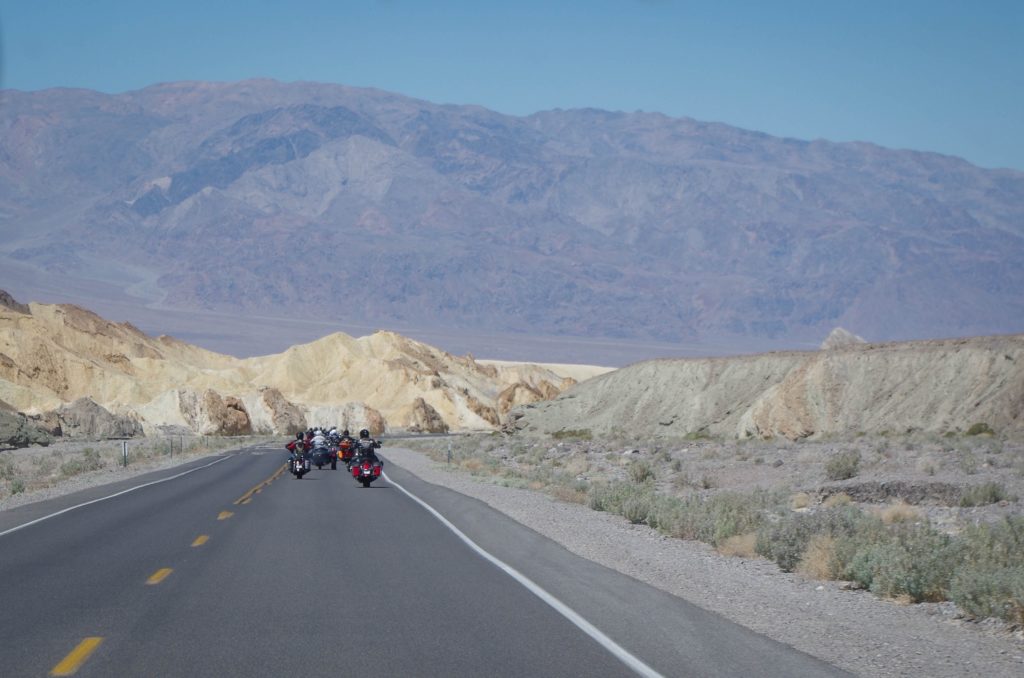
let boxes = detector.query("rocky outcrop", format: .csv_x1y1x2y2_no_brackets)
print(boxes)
497,383,545,414
514,335,1024,440
28,411,63,437
0,290,30,315
464,394,500,427
244,387,307,435
821,327,867,350
169,389,253,436
56,397,144,439
0,409,52,448
303,402,387,436
404,397,449,434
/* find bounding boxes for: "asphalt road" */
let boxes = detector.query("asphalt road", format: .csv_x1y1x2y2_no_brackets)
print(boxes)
0,444,850,677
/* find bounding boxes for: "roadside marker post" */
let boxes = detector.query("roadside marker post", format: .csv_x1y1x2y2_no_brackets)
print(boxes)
447,441,452,466
122,441,128,467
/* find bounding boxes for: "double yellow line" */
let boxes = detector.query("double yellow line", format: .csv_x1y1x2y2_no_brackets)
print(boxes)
233,463,287,505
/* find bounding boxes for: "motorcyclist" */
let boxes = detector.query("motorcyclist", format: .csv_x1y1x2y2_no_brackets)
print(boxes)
287,432,310,471
285,431,305,454
351,428,382,467
337,428,356,463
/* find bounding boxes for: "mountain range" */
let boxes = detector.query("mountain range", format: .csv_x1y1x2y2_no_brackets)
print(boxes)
1,79,1022,361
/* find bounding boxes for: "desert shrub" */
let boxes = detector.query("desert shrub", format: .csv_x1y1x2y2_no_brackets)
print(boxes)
959,482,1009,507
549,482,589,505
552,429,592,440
797,534,839,580
950,517,1024,624
718,532,760,558
825,450,861,481
951,566,1024,626
822,492,852,508
670,458,683,472
846,524,962,602
0,457,15,480
966,422,994,436
587,482,649,514
877,500,921,525
628,460,655,484
10,478,25,495
790,492,811,510
757,505,878,573
699,474,717,489
622,494,655,524
588,482,777,546
669,490,776,546
958,451,979,475
60,448,104,477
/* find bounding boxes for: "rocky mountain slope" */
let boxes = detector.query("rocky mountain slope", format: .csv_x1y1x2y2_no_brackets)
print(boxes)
512,334,1024,439
0,292,575,438
1,80,1022,359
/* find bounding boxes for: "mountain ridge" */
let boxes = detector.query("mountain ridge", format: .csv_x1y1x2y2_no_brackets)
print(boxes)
2,79,1022,360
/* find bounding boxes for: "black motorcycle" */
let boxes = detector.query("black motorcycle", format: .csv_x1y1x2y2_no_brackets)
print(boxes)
289,451,310,479
311,445,337,470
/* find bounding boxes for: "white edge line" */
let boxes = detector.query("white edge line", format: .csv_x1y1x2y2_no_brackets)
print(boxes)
0,456,233,538
383,470,664,678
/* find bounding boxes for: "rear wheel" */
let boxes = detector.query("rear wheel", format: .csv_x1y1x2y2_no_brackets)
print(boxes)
331,460,337,470
360,478,371,488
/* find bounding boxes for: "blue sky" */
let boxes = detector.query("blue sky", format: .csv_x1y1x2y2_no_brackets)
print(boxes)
2,0,1022,170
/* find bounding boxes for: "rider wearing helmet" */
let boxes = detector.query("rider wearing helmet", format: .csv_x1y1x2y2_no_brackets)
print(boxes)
352,428,382,467
286,431,305,454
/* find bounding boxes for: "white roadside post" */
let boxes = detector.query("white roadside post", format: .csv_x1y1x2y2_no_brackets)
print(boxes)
122,441,128,467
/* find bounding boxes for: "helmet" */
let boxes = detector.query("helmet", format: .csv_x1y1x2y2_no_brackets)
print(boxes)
359,429,370,439
342,429,350,436
296,432,303,440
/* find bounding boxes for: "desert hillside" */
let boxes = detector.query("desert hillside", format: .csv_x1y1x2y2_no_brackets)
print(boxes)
0,291,581,438
512,333,1024,439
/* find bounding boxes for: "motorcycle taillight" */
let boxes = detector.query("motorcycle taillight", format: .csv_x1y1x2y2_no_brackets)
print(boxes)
373,465,381,476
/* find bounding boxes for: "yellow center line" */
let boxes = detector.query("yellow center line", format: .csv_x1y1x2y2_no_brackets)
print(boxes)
233,463,288,505
50,637,103,676
146,568,173,585
191,535,209,547
217,511,234,521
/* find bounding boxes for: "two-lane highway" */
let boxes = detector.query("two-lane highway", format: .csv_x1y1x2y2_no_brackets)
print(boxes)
0,444,849,676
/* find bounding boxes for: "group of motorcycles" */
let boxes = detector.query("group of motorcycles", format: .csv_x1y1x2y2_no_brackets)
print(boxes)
286,428,383,487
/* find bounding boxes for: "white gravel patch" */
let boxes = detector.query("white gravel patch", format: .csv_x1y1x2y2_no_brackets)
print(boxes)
385,446,1024,678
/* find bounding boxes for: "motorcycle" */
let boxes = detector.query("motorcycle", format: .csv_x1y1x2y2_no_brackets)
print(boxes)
351,458,383,487
289,451,310,479
311,445,337,470
337,438,356,466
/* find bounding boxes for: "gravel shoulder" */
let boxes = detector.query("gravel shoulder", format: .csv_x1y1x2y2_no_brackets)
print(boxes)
383,445,1024,678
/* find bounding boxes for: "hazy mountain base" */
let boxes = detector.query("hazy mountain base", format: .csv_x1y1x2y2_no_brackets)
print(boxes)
397,433,1024,677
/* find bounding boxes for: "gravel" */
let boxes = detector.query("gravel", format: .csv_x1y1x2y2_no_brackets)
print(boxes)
383,446,1024,678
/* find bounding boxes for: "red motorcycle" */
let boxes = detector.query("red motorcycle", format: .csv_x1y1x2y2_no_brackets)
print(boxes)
351,458,382,487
